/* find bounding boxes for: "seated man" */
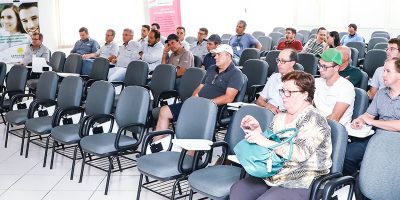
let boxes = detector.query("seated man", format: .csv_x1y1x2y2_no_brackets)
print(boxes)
345,57,400,176
340,23,364,45
337,46,363,88
162,34,194,77
256,48,297,114
139,29,164,72
154,44,244,142
368,38,400,99
138,24,150,47
21,32,50,66
70,27,100,55
108,28,141,81
314,48,355,125
277,27,303,52
229,20,262,65
82,29,118,60
202,34,221,70
176,26,190,50
302,27,328,55
189,27,209,59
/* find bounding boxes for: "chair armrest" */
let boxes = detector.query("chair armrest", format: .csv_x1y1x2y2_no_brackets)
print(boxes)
52,106,85,127
28,99,57,118
80,75,89,80
154,90,180,107
309,172,342,200
1,90,25,107
0,85,6,92
172,139,213,151
110,81,125,87
115,122,146,151
81,114,115,138
140,129,174,156
322,176,355,200
248,84,265,103
9,93,35,110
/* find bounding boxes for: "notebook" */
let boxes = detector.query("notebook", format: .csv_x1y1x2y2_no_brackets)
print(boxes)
32,57,51,73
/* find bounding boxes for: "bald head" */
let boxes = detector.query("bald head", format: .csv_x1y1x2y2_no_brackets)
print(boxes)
336,46,351,63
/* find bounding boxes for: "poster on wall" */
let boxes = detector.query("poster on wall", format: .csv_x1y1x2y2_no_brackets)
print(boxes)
0,1,38,63
148,0,181,37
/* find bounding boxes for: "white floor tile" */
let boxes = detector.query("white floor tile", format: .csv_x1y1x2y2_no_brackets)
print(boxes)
8,174,62,190
42,190,94,200
0,190,48,200
98,175,140,191
53,175,104,191
0,175,21,189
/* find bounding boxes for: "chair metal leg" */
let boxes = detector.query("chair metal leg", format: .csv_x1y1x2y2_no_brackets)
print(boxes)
70,145,78,180
104,157,113,195
79,152,86,183
116,156,122,172
43,137,51,167
50,140,57,169
136,174,144,200
4,122,9,148
25,131,32,158
20,128,26,156
189,189,194,200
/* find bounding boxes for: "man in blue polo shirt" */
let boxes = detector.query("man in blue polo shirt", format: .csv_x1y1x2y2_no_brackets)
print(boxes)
71,27,100,55
153,44,244,142
340,23,364,45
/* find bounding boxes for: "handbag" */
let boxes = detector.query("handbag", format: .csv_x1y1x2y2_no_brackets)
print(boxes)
233,128,298,178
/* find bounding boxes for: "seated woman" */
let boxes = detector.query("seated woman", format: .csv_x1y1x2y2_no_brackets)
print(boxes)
230,71,332,200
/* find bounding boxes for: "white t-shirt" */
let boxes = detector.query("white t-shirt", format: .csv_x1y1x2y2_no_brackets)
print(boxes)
259,73,284,109
314,77,355,125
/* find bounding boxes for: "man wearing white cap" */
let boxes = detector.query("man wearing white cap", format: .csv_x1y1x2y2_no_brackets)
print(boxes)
153,44,244,145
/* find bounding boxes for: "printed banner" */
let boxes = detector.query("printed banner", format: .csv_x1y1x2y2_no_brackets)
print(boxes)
148,0,181,37
0,1,39,63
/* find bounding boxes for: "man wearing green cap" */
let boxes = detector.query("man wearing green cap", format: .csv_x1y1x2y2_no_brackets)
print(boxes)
314,48,355,125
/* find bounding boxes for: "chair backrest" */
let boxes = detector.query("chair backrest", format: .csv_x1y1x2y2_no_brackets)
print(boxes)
295,33,304,45
363,49,387,78
327,119,348,174
265,50,281,77
252,31,265,39
268,32,284,48
175,97,217,140
49,51,66,72
371,30,389,36
63,53,83,74
359,132,400,199
339,32,347,40
258,36,272,51
238,48,260,66
310,28,318,35
272,27,285,33
308,33,317,41
178,67,205,101
234,74,248,102
89,57,109,80
358,71,368,91
221,34,232,40
115,86,150,127
298,30,311,44
6,65,28,92
294,63,304,71
36,71,58,100
221,39,229,45
85,81,115,115
298,53,318,75
242,59,268,92
373,42,388,50
226,106,274,154
57,76,83,109
185,36,196,45
367,37,388,51
193,55,202,68
150,64,176,103
371,32,390,40
0,62,7,86
352,88,369,120
349,47,359,67
346,41,366,59
124,60,149,87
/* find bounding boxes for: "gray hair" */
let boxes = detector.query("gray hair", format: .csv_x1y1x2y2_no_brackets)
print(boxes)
123,28,134,35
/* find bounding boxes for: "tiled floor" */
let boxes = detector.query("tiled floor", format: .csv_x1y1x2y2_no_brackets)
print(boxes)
0,124,201,200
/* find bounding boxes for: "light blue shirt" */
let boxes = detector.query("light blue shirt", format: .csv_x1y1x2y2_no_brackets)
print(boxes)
141,41,164,71
190,40,208,59
116,40,141,68
71,38,100,55
229,33,258,57
96,41,118,58
340,33,364,45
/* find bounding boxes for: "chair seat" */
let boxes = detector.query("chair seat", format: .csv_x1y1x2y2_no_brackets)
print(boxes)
137,151,197,181
25,116,53,134
27,79,38,90
5,109,28,125
51,124,80,144
80,133,137,157
189,165,242,200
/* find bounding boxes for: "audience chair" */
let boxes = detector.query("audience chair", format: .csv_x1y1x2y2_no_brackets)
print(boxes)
346,41,366,59
63,53,83,74
238,48,260,67
258,36,272,52
371,31,390,39
367,37,388,52
339,32,347,40
310,28,318,35
268,32,284,48
264,50,281,77
322,132,400,200
136,97,217,199
193,55,202,68
298,53,318,75
4,71,58,149
252,31,265,39
185,36,196,45
358,71,369,91
298,30,311,44
221,34,232,40
0,62,7,89
373,42,388,50
352,88,369,120
362,49,386,78
295,33,304,45
349,47,359,67
241,59,268,103
46,81,114,181
272,27,284,33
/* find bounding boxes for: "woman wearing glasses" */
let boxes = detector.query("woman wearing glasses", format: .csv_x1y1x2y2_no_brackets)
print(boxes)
231,70,332,200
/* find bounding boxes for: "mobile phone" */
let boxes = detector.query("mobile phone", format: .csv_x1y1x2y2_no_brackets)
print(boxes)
240,125,252,133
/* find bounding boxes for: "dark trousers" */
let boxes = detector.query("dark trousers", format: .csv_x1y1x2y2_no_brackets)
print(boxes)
230,176,310,200
343,136,371,176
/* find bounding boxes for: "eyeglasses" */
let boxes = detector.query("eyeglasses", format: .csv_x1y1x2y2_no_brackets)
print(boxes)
279,89,302,97
276,58,292,64
385,47,399,51
318,62,337,70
